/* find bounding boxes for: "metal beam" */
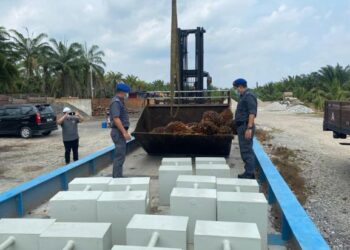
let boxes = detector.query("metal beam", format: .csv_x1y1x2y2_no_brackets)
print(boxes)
253,138,330,250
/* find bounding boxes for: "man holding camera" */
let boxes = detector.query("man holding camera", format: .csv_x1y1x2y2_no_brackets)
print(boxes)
57,107,84,164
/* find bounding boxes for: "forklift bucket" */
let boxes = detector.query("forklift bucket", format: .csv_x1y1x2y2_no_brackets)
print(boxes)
132,104,234,156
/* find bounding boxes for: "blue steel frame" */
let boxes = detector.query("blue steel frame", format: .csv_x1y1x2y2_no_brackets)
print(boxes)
0,137,330,249
0,139,138,218
254,138,330,250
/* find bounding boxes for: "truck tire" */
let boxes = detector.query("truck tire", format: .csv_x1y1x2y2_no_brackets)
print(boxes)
20,127,32,139
333,132,347,139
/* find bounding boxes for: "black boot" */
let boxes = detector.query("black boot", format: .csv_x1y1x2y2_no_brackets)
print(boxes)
238,172,255,179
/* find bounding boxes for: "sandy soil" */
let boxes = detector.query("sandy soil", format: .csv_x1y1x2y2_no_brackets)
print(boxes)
256,109,350,248
0,116,139,192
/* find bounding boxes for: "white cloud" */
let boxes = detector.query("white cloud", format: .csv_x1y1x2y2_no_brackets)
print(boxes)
0,0,349,87
261,5,315,25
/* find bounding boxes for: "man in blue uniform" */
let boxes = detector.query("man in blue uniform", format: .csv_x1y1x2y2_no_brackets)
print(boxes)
110,82,132,178
233,78,258,179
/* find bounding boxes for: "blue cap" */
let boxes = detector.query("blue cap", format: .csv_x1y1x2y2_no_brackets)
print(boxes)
116,82,131,93
233,78,247,87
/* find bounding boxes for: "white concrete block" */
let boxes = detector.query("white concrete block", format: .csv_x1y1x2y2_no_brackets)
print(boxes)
159,165,193,206
108,177,150,194
195,164,230,178
170,187,217,243
49,191,102,222
194,220,261,250
216,178,259,193
0,219,55,250
176,175,216,189
97,191,147,245
112,246,181,250
195,157,226,165
68,177,112,191
161,157,192,166
39,222,112,250
126,214,188,250
217,192,267,250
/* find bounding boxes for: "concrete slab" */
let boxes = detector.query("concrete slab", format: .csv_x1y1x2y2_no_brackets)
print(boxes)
68,177,112,191
176,175,216,189
195,164,231,178
97,191,147,245
39,222,112,250
194,220,261,250
170,187,217,243
0,219,55,250
159,165,193,206
217,192,268,250
216,178,259,193
161,158,192,166
195,157,226,165
49,191,102,222
127,214,188,250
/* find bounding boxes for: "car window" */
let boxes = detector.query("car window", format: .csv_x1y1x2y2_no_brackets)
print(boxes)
5,108,21,116
36,105,54,114
21,106,33,115
0,109,5,117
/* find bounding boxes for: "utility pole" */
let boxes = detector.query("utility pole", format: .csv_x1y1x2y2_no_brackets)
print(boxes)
170,0,180,90
90,65,94,99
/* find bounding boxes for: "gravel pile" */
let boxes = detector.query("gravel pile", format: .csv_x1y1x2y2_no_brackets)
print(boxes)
285,105,314,114
264,102,288,111
264,102,314,113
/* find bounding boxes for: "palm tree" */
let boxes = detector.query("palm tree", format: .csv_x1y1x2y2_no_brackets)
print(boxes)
124,74,139,91
0,26,10,54
103,71,123,97
82,43,106,97
49,39,84,97
10,28,50,86
0,27,18,93
0,53,18,93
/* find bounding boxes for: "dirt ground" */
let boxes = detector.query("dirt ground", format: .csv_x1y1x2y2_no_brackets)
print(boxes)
255,109,350,248
1,103,349,248
0,115,139,192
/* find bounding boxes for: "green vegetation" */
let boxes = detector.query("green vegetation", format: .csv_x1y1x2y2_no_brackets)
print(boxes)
254,64,350,110
0,26,169,98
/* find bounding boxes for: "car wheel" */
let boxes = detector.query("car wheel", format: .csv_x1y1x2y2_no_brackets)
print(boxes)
42,131,51,136
20,127,32,139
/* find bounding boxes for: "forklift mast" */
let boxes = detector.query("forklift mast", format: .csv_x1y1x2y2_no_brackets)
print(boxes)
177,27,210,91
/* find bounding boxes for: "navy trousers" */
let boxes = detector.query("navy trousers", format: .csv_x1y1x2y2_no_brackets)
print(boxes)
111,129,126,178
237,125,256,174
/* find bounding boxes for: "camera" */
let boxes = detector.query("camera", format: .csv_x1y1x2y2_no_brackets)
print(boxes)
69,112,76,116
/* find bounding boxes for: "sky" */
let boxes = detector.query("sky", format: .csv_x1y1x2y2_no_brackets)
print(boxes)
1,0,350,88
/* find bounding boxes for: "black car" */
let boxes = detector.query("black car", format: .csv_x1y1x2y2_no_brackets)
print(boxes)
0,104,58,138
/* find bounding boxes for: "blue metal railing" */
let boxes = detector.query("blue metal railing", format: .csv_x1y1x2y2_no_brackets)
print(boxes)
253,138,330,250
0,139,138,218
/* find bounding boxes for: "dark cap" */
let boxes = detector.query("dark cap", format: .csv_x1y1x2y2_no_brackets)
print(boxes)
233,78,247,87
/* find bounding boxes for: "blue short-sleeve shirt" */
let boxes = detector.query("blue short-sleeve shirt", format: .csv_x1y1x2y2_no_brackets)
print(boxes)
110,96,130,128
235,89,258,122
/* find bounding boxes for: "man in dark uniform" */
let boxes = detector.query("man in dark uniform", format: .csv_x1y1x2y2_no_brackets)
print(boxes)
110,82,132,178
233,78,258,179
